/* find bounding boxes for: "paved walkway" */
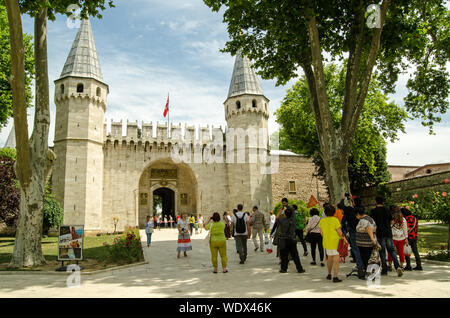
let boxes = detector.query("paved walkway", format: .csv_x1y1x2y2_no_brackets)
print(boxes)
0,228,449,298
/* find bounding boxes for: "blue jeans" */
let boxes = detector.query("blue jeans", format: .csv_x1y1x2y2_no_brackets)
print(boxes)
146,232,152,246
348,232,364,270
379,237,400,271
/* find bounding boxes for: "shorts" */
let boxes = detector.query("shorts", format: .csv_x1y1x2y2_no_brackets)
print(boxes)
326,249,339,256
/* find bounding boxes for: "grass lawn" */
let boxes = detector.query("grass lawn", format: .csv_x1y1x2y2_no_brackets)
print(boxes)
0,232,145,271
417,224,449,254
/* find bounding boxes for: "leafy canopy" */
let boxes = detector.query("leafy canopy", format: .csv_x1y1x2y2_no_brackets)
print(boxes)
275,63,407,191
0,3,34,128
204,0,449,132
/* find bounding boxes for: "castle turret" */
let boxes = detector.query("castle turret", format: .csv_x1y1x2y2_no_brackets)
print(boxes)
53,18,108,234
224,52,272,212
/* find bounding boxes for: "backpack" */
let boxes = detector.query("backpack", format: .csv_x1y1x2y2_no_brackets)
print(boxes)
235,212,246,234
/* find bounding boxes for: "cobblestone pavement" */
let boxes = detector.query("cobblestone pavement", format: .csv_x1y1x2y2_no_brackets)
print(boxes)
0,228,449,298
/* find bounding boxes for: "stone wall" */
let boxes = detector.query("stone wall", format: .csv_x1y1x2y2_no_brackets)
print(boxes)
271,154,328,206
356,170,450,207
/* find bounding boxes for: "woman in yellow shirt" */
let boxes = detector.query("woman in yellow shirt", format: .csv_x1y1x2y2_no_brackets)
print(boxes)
319,205,348,283
205,213,228,273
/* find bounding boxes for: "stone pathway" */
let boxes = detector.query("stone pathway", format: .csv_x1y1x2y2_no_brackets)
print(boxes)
0,228,449,298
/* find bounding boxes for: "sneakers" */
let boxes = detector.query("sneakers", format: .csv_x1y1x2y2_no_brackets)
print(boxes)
404,265,412,271
298,268,305,273
397,267,404,277
413,266,423,271
333,277,343,283
326,274,332,280
279,269,287,273
387,265,393,272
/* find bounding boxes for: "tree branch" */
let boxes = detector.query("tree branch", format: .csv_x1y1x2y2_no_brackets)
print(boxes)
5,0,31,188
344,0,391,152
341,0,366,132
304,4,338,151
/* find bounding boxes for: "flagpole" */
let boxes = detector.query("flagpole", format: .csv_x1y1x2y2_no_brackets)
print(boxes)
167,93,170,137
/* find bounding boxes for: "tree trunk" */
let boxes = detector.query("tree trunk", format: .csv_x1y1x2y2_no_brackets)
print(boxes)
8,7,52,268
323,154,351,205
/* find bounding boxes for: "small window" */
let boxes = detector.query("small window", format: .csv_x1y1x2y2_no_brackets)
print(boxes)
236,100,241,110
77,83,84,93
60,84,65,94
289,181,296,193
252,99,257,108
96,87,101,97
426,169,432,174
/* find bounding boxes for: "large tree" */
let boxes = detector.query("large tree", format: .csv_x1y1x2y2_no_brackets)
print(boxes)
275,63,407,194
0,3,34,128
4,0,114,268
204,0,450,203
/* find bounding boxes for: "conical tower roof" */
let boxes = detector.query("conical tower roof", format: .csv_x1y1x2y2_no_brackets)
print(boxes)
58,18,104,83
227,51,264,98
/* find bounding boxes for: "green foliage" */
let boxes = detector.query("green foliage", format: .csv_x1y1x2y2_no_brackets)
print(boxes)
0,147,16,160
104,229,144,264
0,153,20,227
203,0,449,131
0,3,34,128
272,199,322,223
406,190,450,225
275,63,403,192
43,185,63,235
376,182,393,207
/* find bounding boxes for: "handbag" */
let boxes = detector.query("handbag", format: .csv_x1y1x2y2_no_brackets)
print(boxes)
305,218,320,243
338,238,349,258
404,242,412,256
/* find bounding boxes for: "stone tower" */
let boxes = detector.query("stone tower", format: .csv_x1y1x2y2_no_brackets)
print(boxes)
53,18,108,233
224,52,272,213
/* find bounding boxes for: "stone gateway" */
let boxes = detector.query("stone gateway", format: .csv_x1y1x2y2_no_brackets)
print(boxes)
51,19,326,235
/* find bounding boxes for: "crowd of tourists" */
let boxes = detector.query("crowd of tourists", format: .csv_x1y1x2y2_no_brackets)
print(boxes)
144,195,423,282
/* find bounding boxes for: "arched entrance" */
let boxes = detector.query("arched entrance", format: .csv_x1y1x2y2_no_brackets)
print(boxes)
138,158,198,228
153,187,175,220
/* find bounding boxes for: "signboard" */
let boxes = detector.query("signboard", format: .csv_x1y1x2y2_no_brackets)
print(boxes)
58,225,84,261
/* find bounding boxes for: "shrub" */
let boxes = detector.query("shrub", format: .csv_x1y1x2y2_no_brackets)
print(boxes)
0,155,20,227
104,229,144,264
273,199,322,223
43,192,63,235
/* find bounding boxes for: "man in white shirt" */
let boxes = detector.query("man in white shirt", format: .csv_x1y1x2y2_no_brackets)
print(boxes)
231,204,250,264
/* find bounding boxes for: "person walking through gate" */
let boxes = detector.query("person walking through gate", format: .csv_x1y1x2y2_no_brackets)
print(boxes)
293,204,308,256
188,214,195,235
177,214,192,258
355,206,377,276
402,207,423,271
250,206,267,253
231,204,250,264
276,204,305,274
370,196,403,277
319,204,348,283
145,215,154,247
305,208,324,267
338,194,365,278
205,213,228,273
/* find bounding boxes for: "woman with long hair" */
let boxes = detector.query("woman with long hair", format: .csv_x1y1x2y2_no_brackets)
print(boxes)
388,209,408,270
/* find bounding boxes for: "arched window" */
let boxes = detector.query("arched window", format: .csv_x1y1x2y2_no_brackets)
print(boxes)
77,83,84,93
236,100,241,110
96,87,101,97
60,84,65,94
252,99,257,108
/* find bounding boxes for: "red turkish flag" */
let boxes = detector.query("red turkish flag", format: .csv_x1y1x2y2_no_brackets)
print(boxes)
163,94,169,117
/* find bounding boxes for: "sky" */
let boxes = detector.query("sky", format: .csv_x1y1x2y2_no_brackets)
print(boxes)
0,0,449,166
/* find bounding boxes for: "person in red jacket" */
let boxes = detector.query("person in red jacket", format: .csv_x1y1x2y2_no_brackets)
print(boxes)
401,208,423,271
